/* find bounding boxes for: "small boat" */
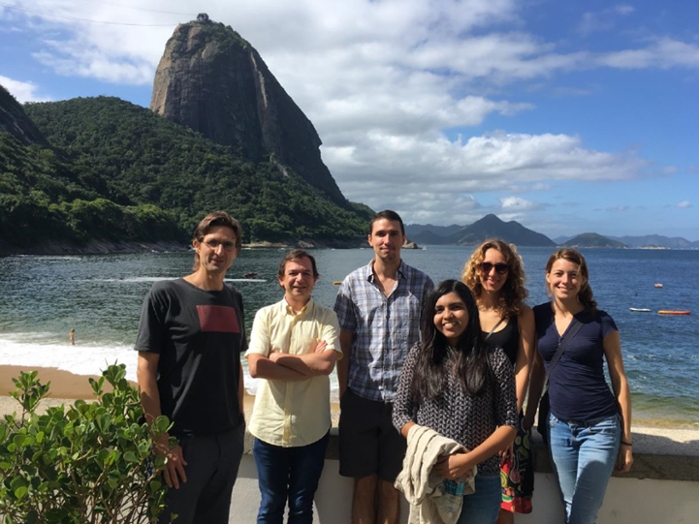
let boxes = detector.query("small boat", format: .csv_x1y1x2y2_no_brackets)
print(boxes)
333,280,342,285
654,283,663,288
658,310,691,315
629,308,652,312
242,272,258,278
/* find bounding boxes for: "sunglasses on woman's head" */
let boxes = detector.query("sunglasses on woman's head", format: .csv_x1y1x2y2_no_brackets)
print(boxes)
479,262,509,275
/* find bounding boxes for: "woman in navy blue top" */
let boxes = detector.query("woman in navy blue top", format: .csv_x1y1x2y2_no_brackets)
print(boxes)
525,249,633,524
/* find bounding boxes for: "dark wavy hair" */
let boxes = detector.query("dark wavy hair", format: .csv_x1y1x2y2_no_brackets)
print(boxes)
411,280,494,402
461,239,528,317
545,249,597,312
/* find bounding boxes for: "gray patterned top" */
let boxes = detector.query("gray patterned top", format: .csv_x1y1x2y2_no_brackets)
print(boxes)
393,343,518,474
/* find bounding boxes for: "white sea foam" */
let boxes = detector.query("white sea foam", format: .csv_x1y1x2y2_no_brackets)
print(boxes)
0,334,263,395
0,335,138,381
85,277,267,283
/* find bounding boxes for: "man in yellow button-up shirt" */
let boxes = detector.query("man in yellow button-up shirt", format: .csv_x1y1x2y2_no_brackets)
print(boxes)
246,249,342,524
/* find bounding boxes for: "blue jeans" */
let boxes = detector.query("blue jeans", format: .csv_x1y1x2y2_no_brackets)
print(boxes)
456,473,502,524
253,433,329,524
548,413,621,524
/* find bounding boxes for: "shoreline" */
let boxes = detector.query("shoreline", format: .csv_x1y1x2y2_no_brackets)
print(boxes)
0,365,339,425
0,365,686,430
0,365,692,430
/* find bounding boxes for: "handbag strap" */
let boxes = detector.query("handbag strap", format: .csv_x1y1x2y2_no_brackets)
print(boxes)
483,317,506,341
544,316,583,388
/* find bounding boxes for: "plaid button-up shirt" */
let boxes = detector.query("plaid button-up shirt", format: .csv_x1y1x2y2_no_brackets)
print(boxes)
334,259,434,402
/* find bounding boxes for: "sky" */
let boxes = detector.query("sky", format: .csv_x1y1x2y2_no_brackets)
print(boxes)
1,0,698,241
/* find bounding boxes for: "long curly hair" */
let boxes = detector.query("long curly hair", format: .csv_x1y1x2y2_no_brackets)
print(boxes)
411,280,494,402
461,239,528,317
545,249,597,312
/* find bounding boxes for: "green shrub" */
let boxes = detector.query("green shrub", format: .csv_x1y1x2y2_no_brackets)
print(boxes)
0,364,173,523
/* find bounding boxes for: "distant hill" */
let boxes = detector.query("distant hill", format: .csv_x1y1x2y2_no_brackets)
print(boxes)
609,235,699,249
448,214,555,247
407,215,555,247
405,224,463,245
561,233,627,248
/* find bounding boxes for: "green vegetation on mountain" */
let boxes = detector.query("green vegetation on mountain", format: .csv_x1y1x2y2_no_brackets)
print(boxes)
561,232,627,248
0,96,369,252
0,129,182,248
0,85,49,146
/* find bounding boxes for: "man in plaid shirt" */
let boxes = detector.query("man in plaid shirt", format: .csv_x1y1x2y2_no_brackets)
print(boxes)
334,210,434,524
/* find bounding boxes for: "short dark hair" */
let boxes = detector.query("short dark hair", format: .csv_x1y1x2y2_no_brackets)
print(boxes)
369,209,405,236
277,249,319,279
191,211,242,270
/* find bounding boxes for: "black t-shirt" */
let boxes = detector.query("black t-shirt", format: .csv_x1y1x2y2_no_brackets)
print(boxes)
135,278,247,436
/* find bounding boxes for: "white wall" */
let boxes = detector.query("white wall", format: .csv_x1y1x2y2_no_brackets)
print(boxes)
231,456,699,523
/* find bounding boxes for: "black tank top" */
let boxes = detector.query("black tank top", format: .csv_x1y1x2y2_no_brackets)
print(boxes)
482,316,519,366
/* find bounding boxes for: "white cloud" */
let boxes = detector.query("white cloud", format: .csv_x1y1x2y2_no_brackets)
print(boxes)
597,38,699,70
615,5,635,15
0,75,51,102
676,201,692,208
321,131,649,223
663,166,679,174
578,4,636,36
500,196,541,211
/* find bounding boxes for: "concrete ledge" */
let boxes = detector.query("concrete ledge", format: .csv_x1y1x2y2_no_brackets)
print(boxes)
243,425,699,482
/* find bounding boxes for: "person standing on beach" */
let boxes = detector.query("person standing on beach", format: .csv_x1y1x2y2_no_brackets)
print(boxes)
246,249,341,524
334,210,434,524
135,211,247,524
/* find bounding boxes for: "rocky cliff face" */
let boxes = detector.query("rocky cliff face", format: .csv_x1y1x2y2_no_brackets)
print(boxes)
0,84,49,146
151,18,346,204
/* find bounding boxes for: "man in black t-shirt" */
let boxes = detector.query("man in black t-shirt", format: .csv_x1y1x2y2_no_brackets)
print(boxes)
135,211,247,524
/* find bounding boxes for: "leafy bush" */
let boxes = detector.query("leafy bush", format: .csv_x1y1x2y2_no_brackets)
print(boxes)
0,365,172,523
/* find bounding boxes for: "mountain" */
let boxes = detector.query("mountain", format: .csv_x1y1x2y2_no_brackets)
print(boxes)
553,235,573,244
561,233,627,248
19,96,368,250
445,214,555,247
609,234,699,249
405,224,463,245
150,14,346,204
0,85,49,147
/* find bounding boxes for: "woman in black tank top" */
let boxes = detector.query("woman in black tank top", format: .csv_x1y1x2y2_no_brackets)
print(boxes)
462,239,535,523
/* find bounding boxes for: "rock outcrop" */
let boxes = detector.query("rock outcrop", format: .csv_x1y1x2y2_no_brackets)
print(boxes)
0,84,49,146
150,17,346,204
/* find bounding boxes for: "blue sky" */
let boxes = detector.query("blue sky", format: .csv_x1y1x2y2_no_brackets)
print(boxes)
1,0,697,240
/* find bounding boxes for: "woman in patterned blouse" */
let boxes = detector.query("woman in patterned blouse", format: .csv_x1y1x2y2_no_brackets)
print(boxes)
393,279,518,524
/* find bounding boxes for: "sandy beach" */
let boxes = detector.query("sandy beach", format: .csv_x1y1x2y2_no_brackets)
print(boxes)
0,365,339,425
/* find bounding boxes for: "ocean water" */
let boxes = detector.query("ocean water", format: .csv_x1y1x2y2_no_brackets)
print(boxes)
0,247,697,427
